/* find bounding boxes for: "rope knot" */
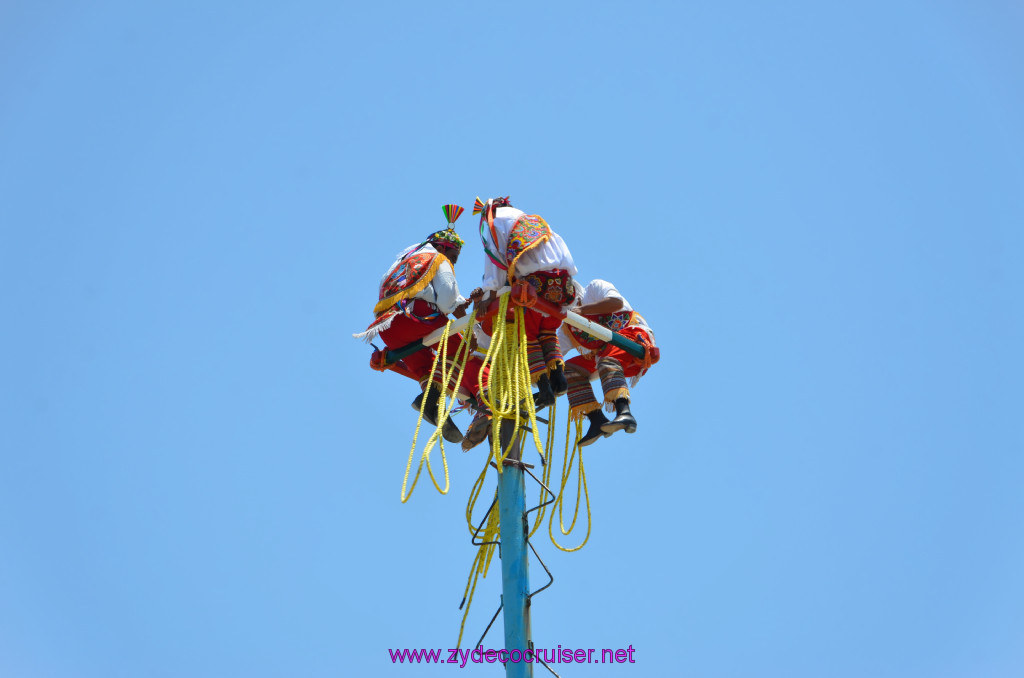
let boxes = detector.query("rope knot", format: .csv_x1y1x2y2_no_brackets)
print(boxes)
510,280,538,308
369,348,389,371
636,334,660,370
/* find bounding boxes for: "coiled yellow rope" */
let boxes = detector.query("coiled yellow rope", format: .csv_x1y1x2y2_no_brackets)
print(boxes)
474,295,547,467
457,452,501,648
400,309,476,503
528,399,556,539
456,293,560,643
398,292,595,641
548,413,592,552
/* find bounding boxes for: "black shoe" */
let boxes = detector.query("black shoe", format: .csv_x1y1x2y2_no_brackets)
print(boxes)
601,398,637,435
549,364,568,396
412,384,464,443
440,419,464,444
413,384,442,424
532,374,556,410
579,410,611,447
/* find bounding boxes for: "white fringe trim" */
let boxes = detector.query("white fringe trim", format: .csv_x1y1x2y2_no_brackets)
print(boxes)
628,367,650,388
351,313,398,342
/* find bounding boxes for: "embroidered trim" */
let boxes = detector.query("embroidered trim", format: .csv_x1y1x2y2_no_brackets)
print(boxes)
567,372,600,413
506,215,551,283
568,310,639,349
372,252,447,316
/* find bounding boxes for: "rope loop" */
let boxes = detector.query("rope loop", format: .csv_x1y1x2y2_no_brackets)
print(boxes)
400,308,477,503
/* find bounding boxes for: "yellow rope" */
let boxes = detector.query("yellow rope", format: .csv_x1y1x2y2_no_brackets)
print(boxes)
400,310,476,503
476,294,526,466
476,296,514,464
456,437,501,645
477,300,546,465
387,290,606,646
465,457,490,535
456,486,500,648
516,306,546,459
421,293,600,646
527,398,556,539
456,292,559,640
547,412,592,552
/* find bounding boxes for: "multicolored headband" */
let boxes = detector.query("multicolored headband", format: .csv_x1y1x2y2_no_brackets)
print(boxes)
428,228,465,248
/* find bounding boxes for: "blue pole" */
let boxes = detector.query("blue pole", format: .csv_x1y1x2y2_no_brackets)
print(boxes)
497,420,532,676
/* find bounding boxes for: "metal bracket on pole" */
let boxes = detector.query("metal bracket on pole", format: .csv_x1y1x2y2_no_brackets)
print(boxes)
521,464,557,525
530,641,562,678
469,494,501,552
520,463,558,602
472,598,504,655
526,539,554,601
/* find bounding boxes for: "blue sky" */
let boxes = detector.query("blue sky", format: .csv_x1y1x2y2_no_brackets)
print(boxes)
2,1,1022,676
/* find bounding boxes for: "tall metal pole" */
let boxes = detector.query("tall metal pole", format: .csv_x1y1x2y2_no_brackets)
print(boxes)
497,419,532,676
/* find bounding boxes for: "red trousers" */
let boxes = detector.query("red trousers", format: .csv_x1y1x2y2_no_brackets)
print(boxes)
379,300,481,396
478,307,561,342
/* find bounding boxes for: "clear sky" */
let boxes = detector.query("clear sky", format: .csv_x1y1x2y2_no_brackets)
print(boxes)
2,1,1022,676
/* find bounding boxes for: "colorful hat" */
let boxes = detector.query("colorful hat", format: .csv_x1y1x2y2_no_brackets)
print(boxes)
427,204,466,248
473,196,512,223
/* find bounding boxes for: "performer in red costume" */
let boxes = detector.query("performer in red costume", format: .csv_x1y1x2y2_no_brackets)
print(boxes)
460,196,580,451
559,279,657,447
470,196,578,406
355,206,481,443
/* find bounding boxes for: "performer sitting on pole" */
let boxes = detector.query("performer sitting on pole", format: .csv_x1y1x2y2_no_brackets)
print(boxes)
470,195,578,409
354,207,481,443
559,278,658,447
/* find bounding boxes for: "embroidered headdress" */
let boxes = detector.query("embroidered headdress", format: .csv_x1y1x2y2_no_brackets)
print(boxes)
426,203,466,249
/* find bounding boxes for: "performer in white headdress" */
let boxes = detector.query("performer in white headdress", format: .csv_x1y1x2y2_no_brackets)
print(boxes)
471,196,578,406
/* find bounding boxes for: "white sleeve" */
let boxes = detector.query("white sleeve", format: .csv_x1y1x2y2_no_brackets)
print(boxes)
546,231,578,277
428,259,463,314
473,323,492,349
557,324,575,358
